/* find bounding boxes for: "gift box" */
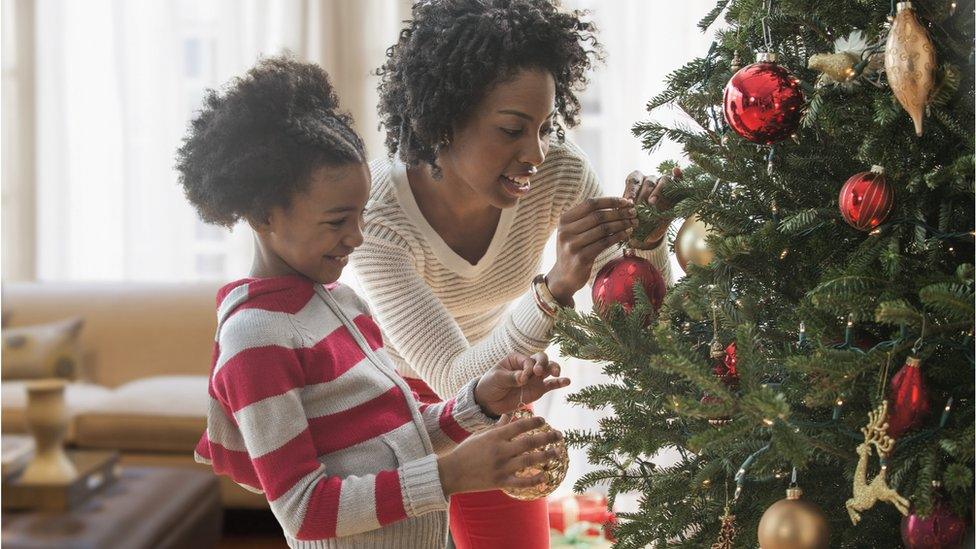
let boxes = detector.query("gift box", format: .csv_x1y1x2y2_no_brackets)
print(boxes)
550,523,614,549
548,493,617,541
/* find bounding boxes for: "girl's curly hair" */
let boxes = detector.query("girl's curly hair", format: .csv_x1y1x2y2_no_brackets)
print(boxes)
176,54,366,228
377,0,602,173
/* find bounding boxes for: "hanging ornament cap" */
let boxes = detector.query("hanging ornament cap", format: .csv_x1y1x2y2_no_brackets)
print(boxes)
786,486,804,500
906,356,920,367
757,51,778,63
870,165,885,174
896,1,913,12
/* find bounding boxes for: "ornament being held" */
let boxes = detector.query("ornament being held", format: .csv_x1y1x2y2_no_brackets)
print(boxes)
591,249,666,321
758,485,829,549
501,405,569,501
885,1,937,136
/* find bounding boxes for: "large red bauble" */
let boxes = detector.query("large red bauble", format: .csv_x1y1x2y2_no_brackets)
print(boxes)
838,166,894,231
901,501,967,549
722,56,805,144
887,356,931,439
591,249,666,319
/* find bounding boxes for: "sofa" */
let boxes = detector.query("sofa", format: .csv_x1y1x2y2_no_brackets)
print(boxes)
1,282,267,509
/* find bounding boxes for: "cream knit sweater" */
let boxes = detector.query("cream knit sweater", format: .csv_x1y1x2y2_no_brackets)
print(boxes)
350,140,672,399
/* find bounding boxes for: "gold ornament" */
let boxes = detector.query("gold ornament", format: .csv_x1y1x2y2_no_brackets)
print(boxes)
675,214,716,271
809,51,860,83
809,31,883,88
885,1,937,136
501,405,569,501
846,401,911,523
757,486,829,549
711,505,738,549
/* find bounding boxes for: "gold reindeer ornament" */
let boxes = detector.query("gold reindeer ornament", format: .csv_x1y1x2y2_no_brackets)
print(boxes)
845,401,911,524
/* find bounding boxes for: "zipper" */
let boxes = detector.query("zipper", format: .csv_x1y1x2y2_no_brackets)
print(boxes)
315,285,434,455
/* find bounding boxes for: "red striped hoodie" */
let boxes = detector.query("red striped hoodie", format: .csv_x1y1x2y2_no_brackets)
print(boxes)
194,275,496,548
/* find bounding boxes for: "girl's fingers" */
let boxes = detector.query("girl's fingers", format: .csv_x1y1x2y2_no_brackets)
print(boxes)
502,472,546,489
495,416,546,440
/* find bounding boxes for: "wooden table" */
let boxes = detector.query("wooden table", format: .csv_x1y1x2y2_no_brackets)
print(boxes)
2,466,222,549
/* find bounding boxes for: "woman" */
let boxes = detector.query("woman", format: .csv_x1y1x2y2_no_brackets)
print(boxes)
350,1,674,547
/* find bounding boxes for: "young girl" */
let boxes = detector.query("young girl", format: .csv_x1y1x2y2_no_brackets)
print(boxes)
177,55,569,549
352,1,676,547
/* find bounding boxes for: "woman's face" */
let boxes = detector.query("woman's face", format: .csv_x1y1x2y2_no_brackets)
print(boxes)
438,68,556,209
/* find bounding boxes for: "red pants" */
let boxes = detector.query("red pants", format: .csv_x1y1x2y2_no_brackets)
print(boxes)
405,377,550,549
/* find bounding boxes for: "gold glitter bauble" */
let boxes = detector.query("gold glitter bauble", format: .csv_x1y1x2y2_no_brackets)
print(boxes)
675,214,716,271
758,487,829,549
501,406,569,501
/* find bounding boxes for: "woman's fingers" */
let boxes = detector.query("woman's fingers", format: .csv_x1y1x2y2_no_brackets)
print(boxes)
561,197,634,225
562,205,636,237
575,219,635,249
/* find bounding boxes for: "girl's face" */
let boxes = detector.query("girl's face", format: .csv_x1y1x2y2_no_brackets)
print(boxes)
258,163,370,284
438,68,556,209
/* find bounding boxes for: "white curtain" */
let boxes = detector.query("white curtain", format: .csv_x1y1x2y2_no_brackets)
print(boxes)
536,0,717,504
29,0,409,283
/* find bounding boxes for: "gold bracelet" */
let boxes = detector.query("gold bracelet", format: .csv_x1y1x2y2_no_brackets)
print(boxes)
532,274,565,318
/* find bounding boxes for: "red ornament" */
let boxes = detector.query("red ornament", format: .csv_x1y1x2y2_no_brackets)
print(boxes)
712,342,739,388
838,166,894,231
722,53,805,144
592,249,666,320
887,356,931,438
901,501,967,549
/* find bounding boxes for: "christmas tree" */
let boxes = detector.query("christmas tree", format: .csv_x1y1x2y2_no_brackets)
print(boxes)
555,1,974,547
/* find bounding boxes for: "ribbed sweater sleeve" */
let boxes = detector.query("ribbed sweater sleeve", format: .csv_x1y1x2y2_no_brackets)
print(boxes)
414,378,497,454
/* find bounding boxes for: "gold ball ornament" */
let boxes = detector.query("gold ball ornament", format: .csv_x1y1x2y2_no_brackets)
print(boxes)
501,406,569,501
758,486,829,549
884,1,937,136
675,214,716,271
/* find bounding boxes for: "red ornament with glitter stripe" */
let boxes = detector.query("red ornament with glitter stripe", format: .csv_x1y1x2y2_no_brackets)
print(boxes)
838,166,894,231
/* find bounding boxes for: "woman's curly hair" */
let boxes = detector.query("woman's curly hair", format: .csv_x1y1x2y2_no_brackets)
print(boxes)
377,0,602,173
176,54,366,228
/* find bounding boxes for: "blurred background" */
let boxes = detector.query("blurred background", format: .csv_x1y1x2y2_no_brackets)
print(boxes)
3,0,714,285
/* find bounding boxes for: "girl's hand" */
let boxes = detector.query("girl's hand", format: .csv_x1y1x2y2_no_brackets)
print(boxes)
624,169,677,250
474,352,570,418
547,197,637,304
437,414,564,496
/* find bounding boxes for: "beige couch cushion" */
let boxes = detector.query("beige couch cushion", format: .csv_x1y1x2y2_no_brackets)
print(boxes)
75,376,208,454
1,381,113,441
2,282,220,387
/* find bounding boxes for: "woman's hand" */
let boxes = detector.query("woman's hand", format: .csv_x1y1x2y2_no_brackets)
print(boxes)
474,352,569,418
437,414,564,496
624,169,678,250
547,197,637,304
